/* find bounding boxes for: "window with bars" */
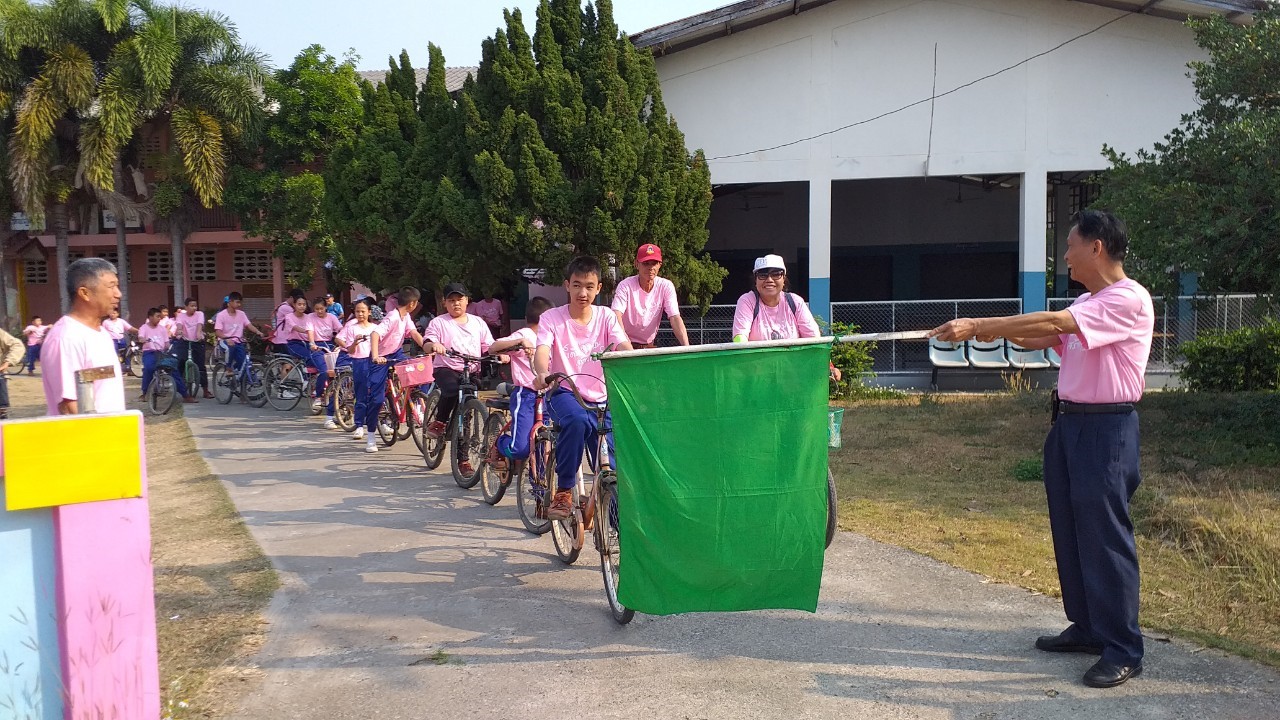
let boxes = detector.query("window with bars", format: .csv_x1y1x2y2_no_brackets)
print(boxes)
94,251,119,268
67,250,86,262
189,248,218,281
1046,190,1056,233
24,259,48,283
233,248,273,281
146,250,172,282
1068,183,1099,215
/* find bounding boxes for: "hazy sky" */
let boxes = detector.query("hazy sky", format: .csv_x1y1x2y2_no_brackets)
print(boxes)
194,0,729,70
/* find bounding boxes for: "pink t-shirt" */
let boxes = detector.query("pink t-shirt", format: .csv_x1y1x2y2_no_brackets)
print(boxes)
731,292,820,341
611,275,680,344
536,305,628,403
40,315,125,415
24,324,47,346
472,298,503,326
173,311,205,341
336,319,376,359
102,318,133,340
1057,278,1154,404
214,309,249,344
274,302,293,334
373,309,414,357
497,327,537,389
425,313,494,372
308,312,342,342
137,322,172,353
159,317,175,334
279,313,310,343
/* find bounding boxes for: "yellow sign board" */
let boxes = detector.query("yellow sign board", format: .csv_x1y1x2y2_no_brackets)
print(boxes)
2,413,144,511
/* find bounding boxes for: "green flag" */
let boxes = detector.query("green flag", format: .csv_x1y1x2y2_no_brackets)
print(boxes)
601,340,831,615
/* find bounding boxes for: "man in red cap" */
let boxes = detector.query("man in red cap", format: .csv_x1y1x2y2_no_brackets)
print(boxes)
611,243,689,348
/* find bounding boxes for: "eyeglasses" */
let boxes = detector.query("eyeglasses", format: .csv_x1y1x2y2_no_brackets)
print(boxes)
754,270,785,280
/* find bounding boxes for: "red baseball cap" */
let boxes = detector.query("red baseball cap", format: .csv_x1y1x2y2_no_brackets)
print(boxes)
637,243,663,264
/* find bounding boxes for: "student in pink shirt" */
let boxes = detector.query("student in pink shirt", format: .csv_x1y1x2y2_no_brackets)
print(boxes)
335,298,377,437
422,282,495,472
364,286,426,452
611,243,689,348
173,297,212,398
471,293,504,337
301,297,343,418
214,292,267,382
533,256,633,520
158,306,176,335
931,210,1153,689
22,315,46,374
485,297,553,473
138,307,194,403
40,259,125,414
272,289,305,352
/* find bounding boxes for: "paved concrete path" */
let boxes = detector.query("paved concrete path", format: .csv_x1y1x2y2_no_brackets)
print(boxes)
186,400,1279,720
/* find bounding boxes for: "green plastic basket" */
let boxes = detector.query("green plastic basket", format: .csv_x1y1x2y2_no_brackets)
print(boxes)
828,407,844,449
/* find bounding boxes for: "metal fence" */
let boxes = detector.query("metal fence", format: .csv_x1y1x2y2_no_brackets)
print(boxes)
656,294,1274,373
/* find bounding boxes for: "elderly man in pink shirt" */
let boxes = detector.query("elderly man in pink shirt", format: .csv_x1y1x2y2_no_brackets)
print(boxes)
611,243,689,348
363,286,427,452
40,258,126,415
932,210,1153,689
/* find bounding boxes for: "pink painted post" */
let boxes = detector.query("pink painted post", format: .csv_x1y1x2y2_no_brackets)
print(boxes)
272,256,285,307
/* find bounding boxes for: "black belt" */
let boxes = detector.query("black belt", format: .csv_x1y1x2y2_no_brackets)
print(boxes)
1057,400,1135,415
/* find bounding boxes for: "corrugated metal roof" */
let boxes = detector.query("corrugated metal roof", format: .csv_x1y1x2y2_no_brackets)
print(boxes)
631,0,1264,56
356,67,476,93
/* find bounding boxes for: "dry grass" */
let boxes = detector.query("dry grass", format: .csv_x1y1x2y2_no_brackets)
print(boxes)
7,375,277,719
831,389,1280,667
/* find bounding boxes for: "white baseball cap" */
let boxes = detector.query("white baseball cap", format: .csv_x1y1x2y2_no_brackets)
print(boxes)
753,254,786,273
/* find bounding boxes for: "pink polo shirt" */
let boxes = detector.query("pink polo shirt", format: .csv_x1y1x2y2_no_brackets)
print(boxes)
472,298,502,326
40,315,125,415
536,305,628,403
424,313,494,372
137,322,172,353
308,312,342,342
497,327,537,389
336,319,376,359
731,292,820,341
274,302,293,334
173,311,205,341
279,313,310,343
214,309,249,344
1056,278,1154,404
373,309,414,357
611,275,680,345
24,324,47,346
102,317,133,340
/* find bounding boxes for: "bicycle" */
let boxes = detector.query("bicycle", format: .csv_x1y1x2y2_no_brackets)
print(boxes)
376,354,432,449
144,351,182,416
540,373,633,624
211,341,268,407
263,350,319,412
479,383,549,522
420,350,499,488
117,337,141,377
318,356,357,431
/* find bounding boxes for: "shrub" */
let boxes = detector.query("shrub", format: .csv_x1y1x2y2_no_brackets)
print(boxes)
1179,321,1280,392
822,319,878,400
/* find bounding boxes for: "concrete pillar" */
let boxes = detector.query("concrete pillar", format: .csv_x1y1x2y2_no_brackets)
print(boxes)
808,178,832,322
272,256,284,304
1019,171,1048,312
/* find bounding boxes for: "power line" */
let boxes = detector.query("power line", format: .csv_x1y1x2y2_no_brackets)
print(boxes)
707,12,1132,161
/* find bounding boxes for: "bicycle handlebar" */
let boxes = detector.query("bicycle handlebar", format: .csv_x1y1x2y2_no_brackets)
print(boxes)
543,372,605,415
444,348,498,364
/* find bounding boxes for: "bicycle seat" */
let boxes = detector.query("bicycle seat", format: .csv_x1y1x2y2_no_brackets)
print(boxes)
485,398,510,411
495,382,513,398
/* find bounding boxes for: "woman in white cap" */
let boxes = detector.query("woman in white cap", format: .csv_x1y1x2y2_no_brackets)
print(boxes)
731,253,841,380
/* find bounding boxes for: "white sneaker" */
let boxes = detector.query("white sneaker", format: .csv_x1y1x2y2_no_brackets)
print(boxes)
365,441,378,453
353,427,366,440
311,399,323,412
323,418,337,430
379,422,394,437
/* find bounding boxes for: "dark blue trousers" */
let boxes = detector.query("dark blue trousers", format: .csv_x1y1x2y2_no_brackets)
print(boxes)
364,350,404,432
497,386,538,460
1043,410,1144,666
545,389,614,491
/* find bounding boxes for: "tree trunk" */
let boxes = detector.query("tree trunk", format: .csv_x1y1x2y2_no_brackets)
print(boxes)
170,220,185,307
53,202,70,313
116,223,130,318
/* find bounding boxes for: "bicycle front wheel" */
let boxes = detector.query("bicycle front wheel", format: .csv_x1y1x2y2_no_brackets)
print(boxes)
377,403,399,446
550,505,582,565
451,397,486,489
516,429,553,535
334,373,356,431
480,411,509,505
184,356,200,392
245,362,269,408
826,468,838,550
213,362,233,404
596,480,634,624
265,360,302,411
147,370,178,416
421,388,447,470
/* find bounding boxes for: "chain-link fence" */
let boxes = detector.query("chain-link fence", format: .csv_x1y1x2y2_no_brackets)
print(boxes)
655,304,737,346
1051,293,1275,371
830,299,1023,373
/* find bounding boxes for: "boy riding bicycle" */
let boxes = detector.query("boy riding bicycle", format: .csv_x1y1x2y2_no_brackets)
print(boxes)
485,296,553,474
138,307,193,404
366,286,427,453
215,292,267,378
533,257,634,520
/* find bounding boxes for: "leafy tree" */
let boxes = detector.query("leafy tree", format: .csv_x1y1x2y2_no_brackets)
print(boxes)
226,45,364,287
1098,8,1280,298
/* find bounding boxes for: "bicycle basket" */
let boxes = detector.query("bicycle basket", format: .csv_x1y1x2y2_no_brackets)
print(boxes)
393,358,434,388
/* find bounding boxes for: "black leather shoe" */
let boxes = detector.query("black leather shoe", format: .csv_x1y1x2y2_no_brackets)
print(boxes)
1035,629,1104,654
1083,659,1143,688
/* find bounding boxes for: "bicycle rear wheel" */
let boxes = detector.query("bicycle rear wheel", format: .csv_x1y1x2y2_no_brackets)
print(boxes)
245,362,269,408
407,389,429,451
213,362,233,404
480,412,510,505
516,428,553,535
421,388,447,470
377,403,399,446
550,506,581,565
451,397,486,489
595,480,634,624
825,468,838,549
147,370,178,416
334,373,356,431
266,361,303,411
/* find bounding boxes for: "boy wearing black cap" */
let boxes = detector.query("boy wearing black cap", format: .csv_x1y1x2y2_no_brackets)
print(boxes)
424,282,495,474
